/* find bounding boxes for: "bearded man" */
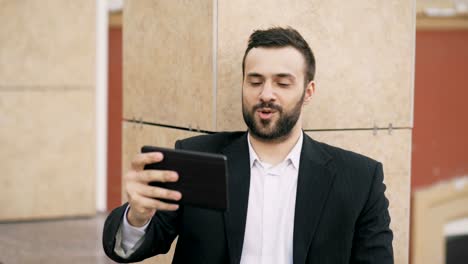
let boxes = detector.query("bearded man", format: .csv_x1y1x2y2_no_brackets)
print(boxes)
103,27,394,264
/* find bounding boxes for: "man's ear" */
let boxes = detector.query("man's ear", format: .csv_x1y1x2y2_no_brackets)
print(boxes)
303,80,315,105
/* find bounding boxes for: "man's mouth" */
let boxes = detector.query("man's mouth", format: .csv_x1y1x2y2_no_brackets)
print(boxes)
257,108,276,119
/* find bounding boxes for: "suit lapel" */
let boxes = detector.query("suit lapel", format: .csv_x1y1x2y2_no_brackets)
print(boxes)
293,134,337,264
221,133,251,264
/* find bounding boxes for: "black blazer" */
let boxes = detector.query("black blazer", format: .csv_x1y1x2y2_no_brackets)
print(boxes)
103,132,393,263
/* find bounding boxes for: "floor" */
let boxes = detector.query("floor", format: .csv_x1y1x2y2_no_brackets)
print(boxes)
0,213,117,264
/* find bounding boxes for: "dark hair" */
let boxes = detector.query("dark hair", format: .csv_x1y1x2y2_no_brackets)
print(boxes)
242,26,316,85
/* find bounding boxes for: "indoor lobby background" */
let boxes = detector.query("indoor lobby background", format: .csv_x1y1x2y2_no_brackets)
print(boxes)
0,0,467,263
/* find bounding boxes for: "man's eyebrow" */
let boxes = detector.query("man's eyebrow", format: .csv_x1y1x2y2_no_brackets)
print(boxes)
246,73,264,78
246,73,296,79
275,73,296,80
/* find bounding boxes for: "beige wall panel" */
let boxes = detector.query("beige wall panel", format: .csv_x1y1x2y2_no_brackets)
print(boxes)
306,130,411,264
121,123,204,264
217,0,414,131
123,0,214,130
0,0,95,87
307,130,412,174
385,173,410,264
0,90,95,221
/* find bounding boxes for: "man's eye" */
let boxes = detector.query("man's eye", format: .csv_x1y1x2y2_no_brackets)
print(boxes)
250,82,262,86
278,83,290,87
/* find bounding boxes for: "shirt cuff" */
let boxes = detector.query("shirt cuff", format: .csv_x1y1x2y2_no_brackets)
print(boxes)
113,205,151,258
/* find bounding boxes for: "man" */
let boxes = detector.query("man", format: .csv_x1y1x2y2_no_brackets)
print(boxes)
103,27,393,264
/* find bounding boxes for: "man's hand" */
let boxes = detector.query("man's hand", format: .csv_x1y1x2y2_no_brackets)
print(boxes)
124,152,182,227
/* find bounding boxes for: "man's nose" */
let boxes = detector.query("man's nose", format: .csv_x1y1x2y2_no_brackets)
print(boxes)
259,81,275,102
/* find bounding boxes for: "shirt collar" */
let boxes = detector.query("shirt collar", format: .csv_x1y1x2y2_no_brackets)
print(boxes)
247,132,303,170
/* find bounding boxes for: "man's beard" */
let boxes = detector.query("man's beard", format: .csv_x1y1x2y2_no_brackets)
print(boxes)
242,93,304,141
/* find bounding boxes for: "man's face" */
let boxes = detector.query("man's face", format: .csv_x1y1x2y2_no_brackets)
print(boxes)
242,46,314,141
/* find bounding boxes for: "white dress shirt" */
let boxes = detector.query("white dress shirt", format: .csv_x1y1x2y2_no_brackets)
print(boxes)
114,205,151,258
116,133,303,263
240,133,302,264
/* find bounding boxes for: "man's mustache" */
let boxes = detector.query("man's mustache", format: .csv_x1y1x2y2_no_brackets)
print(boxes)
252,102,282,112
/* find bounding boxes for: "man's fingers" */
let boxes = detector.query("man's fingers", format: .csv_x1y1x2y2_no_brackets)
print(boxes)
153,199,179,211
130,152,164,170
137,195,180,211
126,151,181,214
137,170,179,184
140,184,182,201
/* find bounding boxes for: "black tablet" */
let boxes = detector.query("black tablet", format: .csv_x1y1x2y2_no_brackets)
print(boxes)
141,145,228,211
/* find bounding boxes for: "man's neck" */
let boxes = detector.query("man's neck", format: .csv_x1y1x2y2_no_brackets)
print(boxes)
248,126,303,165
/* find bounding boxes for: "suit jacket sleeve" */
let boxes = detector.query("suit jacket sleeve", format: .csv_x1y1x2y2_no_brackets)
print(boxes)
350,162,394,264
102,141,183,263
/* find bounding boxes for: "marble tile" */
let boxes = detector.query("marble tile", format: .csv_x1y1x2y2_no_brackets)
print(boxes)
216,0,415,131
0,0,95,87
306,129,412,175
0,90,95,221
306,129,411,264
123,0,214,130
386,173,410,264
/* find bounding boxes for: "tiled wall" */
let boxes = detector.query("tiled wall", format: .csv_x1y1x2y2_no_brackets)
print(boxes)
0,0,96,220
216,0,414,131
123,0,215,130
123,1,415,263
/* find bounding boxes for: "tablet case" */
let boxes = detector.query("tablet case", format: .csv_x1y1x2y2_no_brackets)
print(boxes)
141,146,228,211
